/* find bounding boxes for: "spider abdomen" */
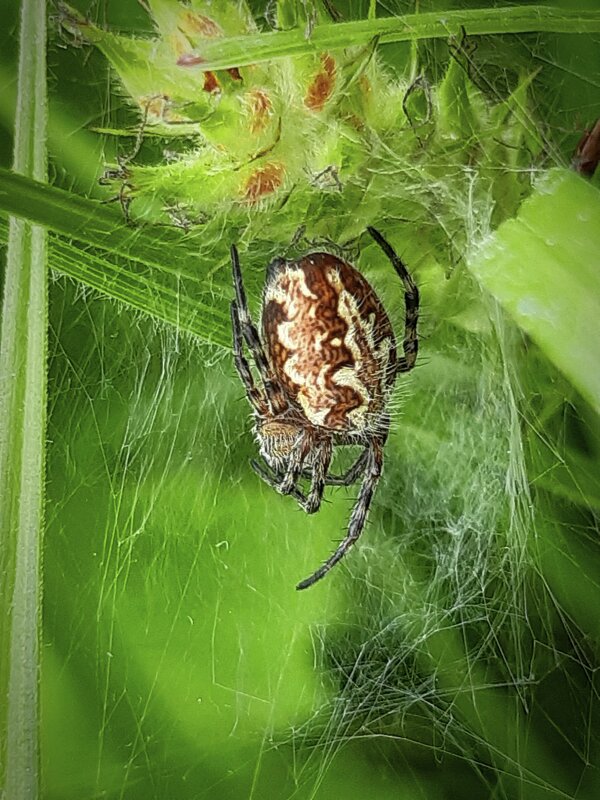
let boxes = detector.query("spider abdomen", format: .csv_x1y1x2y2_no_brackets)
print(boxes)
261,253,397,432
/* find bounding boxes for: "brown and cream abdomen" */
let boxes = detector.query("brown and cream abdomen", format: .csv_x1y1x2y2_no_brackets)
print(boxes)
261,253,397,431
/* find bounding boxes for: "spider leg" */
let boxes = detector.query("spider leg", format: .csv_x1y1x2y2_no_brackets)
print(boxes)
230,302,269,415
300,447,368,485
367,227,419,374
251,432,329,513
230,244,288,413
303,439,333,514
296,435,386,591
278,430,313,495
324,448,369,486
250,430,312,499
250,458,308,506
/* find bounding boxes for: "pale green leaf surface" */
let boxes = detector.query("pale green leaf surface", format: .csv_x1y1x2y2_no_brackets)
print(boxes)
468,169,600,413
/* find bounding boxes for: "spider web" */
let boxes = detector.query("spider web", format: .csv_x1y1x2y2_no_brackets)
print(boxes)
40,2,600,799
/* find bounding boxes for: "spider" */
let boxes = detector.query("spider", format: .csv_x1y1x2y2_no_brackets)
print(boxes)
230,227,419,590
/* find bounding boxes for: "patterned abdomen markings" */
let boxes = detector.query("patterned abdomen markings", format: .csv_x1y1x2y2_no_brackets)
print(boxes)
262,254,397,431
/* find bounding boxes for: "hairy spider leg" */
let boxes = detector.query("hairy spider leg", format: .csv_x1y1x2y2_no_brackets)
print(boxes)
296,430,388,590
250,459,309,506
251,436,333,515
230,302,269,415
259,441,366,507
300,447,369,486
323,447,369,486
367,227,419,374
250,430,313,503
230,245,288,414
303,439,333,514
278,430,316,495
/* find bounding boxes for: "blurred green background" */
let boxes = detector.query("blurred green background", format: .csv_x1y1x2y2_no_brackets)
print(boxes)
1,1,600,798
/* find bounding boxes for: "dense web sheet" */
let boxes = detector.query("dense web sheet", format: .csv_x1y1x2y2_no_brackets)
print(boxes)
43,259,600,799
38,3,600,800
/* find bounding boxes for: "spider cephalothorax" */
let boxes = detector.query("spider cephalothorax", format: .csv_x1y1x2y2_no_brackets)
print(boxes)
230,227,419,589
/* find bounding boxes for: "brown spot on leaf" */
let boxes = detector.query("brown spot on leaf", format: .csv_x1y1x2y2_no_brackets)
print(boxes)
182,12,222,38
177,53,207,67
227,67,243,82
304,53,336,111
344,113,365,132
248,89,272,133
140,94,169,120
203,71,220,94
573,118,600,178
243,163,284,203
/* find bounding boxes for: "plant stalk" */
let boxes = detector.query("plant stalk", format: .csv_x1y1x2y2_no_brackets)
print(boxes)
177,6,600,71
0,0,48,797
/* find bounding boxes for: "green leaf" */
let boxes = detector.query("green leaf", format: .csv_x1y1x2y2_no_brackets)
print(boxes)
0,171,232,347
0,168,194,270
0,1,47,797
171,6,600,71
468,168,600,413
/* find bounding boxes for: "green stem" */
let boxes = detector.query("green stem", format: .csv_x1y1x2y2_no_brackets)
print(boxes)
178,6,600,70
0,168,191,275
0,0,47,798
0,172,232,347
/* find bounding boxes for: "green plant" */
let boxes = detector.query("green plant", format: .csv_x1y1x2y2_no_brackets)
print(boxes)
1,2,600,799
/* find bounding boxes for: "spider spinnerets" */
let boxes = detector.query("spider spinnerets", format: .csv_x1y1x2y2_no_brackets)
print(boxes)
230,227,419,590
